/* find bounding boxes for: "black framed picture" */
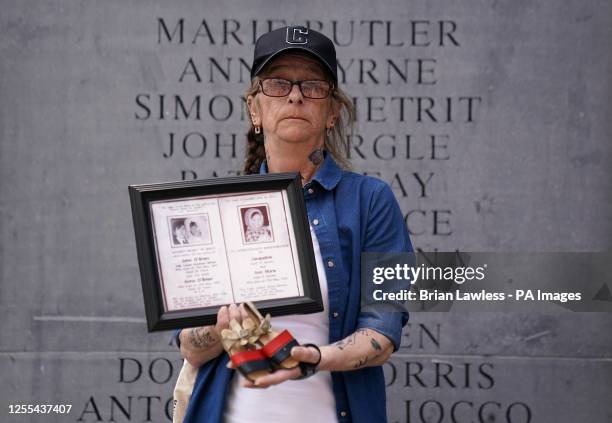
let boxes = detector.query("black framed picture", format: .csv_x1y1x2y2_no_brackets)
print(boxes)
129,173,323,332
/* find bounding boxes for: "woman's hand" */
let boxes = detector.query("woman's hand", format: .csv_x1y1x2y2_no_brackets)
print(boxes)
179,304,250,368
212,303,251,337
229,345,322,388
232,328,394,388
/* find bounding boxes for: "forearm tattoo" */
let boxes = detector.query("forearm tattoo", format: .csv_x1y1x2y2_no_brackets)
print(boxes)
370,337,382,351
335,329,387,369
333,332,359,350
335,329,383,351
189,327,218,349
353,356,368,369
356,329,383,351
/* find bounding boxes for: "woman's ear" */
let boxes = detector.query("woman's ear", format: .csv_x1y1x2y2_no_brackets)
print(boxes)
327,100,340,128
247,95,261,126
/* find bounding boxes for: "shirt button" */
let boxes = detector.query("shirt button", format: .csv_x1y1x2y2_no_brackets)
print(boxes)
307,188,314,194
327,260,335,268
333,312,339,318
312,219,319,226
340,411,347,417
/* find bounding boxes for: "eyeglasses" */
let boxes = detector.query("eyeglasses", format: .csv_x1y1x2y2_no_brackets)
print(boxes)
258,78,333,99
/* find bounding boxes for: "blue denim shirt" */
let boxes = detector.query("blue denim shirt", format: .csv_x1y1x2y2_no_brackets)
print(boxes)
175,154,413,422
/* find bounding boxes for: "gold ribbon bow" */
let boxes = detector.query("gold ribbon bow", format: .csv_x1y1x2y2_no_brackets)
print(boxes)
253,313,272,339
244,301,272,339
221,315,271,352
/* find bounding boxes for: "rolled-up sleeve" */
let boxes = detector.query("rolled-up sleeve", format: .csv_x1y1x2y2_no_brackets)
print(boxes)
356,182,413,351
355,309,408,351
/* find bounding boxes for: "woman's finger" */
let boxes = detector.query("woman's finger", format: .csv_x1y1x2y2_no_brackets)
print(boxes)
290,346,320,364
228,303,241,323
247,367,301,388
216,305,229,328
240,378,259,388
238,303,250,322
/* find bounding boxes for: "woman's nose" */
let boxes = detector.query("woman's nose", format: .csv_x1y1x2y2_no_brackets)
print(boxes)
287,83,303,103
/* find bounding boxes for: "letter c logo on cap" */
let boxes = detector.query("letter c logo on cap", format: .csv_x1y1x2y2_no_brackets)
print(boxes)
286,26,308,44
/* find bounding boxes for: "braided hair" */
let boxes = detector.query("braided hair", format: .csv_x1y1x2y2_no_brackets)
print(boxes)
243,125,266,175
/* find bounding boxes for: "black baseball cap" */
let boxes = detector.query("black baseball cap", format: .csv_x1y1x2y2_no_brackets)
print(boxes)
251,26,338,85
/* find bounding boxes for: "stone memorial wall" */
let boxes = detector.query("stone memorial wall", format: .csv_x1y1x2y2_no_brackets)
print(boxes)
1,1,611,422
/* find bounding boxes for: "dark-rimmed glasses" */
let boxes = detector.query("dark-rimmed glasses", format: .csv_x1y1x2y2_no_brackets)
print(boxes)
258,78,333,99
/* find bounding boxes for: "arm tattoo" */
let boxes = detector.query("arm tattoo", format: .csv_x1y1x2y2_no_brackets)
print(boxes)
189,327,217,349
353,356,368,369
334,329,382,351
333,332,358,350
334,328,386,367
334,329,389,369
355,329,383,351
370,338,382,351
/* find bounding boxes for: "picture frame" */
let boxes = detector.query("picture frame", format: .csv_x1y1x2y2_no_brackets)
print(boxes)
129,173,323,332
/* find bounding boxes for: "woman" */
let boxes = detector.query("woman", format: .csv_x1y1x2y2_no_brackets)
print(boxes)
242,207,273,243
176,26,413,423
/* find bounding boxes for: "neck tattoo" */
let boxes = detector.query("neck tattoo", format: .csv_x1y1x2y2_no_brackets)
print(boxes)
308,148,324,165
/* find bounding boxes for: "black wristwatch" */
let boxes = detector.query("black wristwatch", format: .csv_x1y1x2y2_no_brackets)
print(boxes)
296,343,322,379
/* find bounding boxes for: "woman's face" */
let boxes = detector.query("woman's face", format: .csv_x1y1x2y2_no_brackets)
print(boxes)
248,53,336,145
249,211,264,229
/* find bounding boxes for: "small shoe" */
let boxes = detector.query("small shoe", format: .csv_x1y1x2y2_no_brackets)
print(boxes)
243,302,300,370
229,349,272,382
221,319,272,382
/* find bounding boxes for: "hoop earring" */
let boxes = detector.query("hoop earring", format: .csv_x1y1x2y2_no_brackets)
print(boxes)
254,125,261,134
326,127,333,137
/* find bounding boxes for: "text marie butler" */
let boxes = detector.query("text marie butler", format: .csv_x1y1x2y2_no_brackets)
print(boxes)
373,289,582,303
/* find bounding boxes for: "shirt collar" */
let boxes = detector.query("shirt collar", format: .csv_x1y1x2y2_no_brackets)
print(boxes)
258,151,343,191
